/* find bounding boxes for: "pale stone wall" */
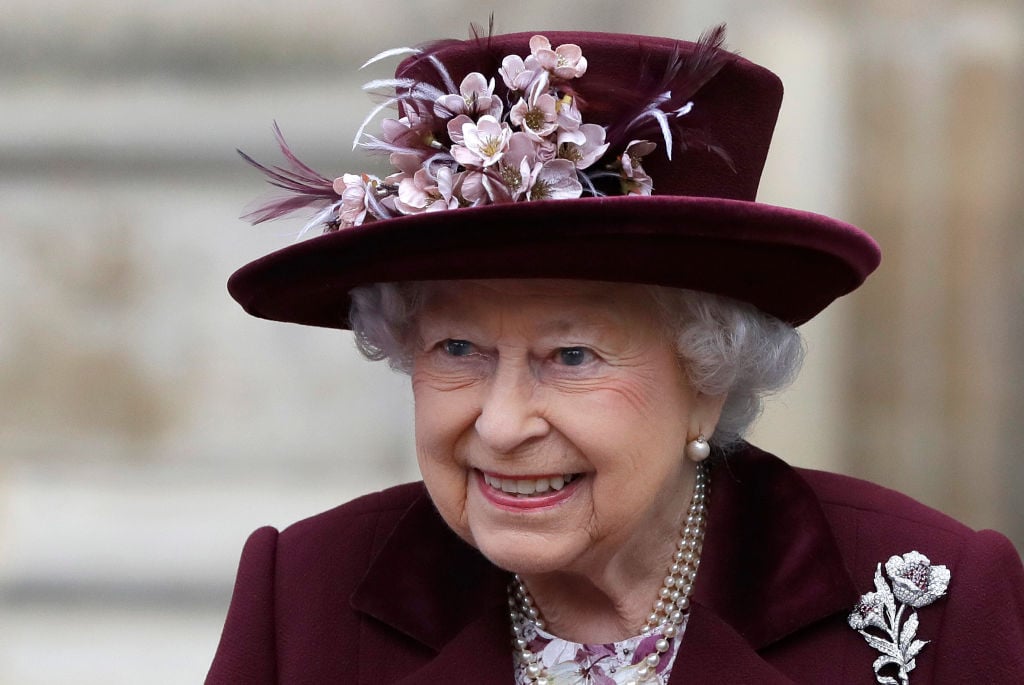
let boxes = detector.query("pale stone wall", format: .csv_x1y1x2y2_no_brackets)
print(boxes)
2,1,1021,682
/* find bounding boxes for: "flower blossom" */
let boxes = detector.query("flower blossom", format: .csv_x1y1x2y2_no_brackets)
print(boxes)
434,72,503,119
495,132,540,201
510,79,559,141
529,35,588,80
555,94,582,132
460,169,510,206
376,112,440,159
619,140,657,196
450,115,512,168
558,123,609,169
885,551,950,608
393,166,460,214
332,173,379,228
527,159,583,201
498,53,545,93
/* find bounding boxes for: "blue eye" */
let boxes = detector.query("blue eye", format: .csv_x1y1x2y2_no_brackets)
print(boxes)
442,339,474,357
557,347,590,366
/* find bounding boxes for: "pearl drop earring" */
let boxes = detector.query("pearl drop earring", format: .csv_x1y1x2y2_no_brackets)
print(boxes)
685,434,710,462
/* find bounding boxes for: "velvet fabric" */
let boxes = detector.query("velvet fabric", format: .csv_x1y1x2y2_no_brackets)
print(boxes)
206,445,1024,683
227,31,882,330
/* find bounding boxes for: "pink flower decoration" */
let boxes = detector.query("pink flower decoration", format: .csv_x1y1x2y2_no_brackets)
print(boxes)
619,139,657,196
528,159,582,201
450,115,512,168
333,173,378,228
434,72,503,119
460,169,511,205
510,80,559,141
394,167,460,214
243,30,736,234
555,94,582,133
495,132,540,200
446,114,474,146
558,123,609,169
529,35,588,80
498,53,545,93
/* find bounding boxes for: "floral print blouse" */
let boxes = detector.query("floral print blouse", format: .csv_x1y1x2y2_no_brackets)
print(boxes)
512,615,687,685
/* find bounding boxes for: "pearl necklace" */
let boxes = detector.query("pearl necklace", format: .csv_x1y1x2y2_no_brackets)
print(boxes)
508,461,710,685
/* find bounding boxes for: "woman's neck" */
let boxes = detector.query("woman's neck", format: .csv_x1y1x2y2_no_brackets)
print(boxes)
517,482,695,643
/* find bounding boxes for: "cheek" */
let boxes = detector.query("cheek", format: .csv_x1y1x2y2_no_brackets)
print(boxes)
412,374,477,454
411,379,478,534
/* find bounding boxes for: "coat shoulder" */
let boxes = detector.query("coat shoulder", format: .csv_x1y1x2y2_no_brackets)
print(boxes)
796,466,973,540
207,481,432,685
278,480,426,551
794,466,983,582
271,480,429,623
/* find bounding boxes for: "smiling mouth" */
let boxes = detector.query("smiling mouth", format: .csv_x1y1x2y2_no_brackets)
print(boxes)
481,472,581,497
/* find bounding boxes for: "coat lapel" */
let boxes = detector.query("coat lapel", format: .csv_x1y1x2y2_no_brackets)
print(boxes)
391,602,517,685
350,445,859,682
693,445,859,649
672,602,797,683
351,491,510,652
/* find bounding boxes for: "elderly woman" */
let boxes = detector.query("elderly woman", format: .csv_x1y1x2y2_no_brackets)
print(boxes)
207,28,1024,684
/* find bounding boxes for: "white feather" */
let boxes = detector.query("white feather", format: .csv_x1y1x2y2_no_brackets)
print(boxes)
425,54,457,93
361,47,421,70
361,77,417,93
578,170,599,196
409,82,447,102
674,101,694,117
651,109,674,160
363,186,393,220
353,96,401,150
297,202,340,240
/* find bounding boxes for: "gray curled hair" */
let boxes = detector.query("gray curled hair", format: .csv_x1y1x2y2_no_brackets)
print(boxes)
348,282,804,449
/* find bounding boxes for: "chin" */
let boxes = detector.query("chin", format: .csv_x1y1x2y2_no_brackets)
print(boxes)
470,528,581,576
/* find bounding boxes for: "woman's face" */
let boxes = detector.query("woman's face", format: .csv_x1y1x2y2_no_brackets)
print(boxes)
411,280,723,576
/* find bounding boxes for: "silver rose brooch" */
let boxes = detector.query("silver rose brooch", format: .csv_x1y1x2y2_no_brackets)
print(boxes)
848,551,950,685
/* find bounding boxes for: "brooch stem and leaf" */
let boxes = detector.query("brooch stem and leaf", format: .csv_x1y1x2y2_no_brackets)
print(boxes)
848,551,950,685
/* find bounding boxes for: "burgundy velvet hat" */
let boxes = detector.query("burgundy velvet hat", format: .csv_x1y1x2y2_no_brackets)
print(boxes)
229,28,880,328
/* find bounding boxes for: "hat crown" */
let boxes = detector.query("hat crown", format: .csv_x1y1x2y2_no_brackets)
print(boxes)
230,29,880,330
396,31,784,203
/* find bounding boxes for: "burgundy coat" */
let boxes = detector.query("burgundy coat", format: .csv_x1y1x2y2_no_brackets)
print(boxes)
207,445,1024,683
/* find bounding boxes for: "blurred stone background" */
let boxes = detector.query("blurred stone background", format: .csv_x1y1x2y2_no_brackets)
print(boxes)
1,1,1021,682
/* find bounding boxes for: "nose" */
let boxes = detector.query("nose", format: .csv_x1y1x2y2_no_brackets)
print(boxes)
474,358,549,454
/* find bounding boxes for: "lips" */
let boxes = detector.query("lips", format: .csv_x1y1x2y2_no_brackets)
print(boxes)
481,472,579,496
476,469,583,510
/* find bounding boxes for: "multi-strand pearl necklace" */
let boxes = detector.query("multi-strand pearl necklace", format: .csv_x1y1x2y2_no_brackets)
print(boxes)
508,461,710,685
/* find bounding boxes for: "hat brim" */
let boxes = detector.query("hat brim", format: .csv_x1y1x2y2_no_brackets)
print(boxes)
228,194,880,328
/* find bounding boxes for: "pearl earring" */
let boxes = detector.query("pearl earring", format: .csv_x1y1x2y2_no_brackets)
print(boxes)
685,434,710,462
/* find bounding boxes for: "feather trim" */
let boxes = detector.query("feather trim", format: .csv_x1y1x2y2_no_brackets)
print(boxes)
361,47,421,70
603,24,730,161
238,123,339,224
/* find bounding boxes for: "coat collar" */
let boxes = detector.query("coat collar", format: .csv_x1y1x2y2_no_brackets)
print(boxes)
351,445,858,678
351,492,510,652
691,443,859,648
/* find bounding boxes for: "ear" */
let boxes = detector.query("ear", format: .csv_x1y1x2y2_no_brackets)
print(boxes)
688,391,728,441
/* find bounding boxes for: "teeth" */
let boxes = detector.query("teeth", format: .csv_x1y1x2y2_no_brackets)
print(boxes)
483,473,577,496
